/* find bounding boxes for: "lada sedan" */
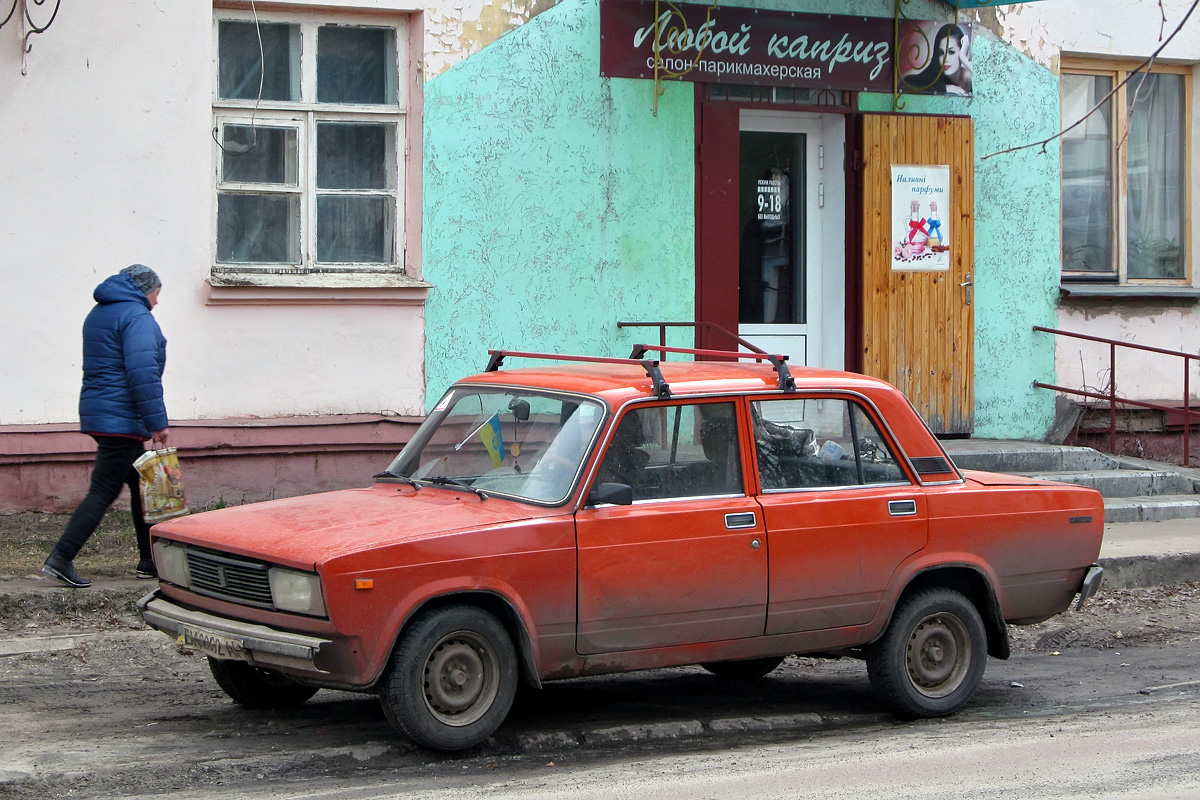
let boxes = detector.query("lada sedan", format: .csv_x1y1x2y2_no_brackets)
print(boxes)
138,347,1104,751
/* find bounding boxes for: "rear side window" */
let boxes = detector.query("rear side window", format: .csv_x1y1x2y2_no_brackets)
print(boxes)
752,397,907,491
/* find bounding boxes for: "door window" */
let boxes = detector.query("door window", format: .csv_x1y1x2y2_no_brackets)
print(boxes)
596,402,742,500
752,398,907,490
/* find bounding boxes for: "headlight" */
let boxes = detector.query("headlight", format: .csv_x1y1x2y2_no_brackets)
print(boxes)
269,568,327,617
153,540,191,588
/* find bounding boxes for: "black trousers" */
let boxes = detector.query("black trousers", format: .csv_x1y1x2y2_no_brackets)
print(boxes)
53,435,151,563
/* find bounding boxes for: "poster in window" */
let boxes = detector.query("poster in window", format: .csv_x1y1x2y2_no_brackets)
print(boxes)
898,21,973,96
892,165,950,272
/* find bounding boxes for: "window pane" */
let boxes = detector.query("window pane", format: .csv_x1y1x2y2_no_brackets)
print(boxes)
317,195,395,263
1061,73,1114,274
1126,72,1185,279
218,21,300,102
317,26,397,105
222,125,298,185
317,123,395,190
848,404,905,485
217,193,300,264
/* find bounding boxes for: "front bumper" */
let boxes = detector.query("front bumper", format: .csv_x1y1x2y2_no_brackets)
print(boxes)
137,591,333,675
1075,563,1105,610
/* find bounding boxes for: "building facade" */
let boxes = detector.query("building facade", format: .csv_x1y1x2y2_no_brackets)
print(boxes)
1,0,1196,512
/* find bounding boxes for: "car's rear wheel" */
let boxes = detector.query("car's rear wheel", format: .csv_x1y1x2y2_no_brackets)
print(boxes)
866,588,986,717
207,658,319,708
380,605,518,751
700,656,785,680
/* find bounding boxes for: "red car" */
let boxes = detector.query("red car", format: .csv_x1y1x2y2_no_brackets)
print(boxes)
138,347,1104,751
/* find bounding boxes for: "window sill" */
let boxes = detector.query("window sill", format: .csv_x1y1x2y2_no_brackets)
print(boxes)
1059,284,1200,302
207,271,431,306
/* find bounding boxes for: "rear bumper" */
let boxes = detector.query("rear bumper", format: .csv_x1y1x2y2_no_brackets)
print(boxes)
1075,564,1104,610
137,591,333,675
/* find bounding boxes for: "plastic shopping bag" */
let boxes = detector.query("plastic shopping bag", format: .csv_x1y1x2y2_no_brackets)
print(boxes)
133,447,189,522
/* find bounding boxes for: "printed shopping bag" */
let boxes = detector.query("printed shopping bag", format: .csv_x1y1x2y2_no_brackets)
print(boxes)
133,447,189,522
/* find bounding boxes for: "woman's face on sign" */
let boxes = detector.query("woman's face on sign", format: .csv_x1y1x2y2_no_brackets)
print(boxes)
937,36,962,78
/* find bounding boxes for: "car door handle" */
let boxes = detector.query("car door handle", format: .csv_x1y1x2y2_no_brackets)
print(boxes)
725,512,757,529
888,500,918,517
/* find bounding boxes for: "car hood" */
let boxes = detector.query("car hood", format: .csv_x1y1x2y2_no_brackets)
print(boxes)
962,469,1064,487
150,484,556,569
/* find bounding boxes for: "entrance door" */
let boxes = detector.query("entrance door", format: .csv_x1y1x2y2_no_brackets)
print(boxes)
696,104,845,368
860,114,975,435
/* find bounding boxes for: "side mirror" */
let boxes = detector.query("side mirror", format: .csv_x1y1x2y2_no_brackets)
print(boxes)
587,482,633,506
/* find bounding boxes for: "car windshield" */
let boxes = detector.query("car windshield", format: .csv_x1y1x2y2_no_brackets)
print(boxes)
384,387,606,505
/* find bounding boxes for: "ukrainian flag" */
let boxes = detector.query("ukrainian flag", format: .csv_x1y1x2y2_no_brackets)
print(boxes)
479,413,506,468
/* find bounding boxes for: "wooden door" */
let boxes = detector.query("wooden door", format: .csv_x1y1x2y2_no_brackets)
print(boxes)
860,114,974,435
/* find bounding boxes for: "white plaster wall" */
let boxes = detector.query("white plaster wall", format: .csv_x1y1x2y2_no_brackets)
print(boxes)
0,2,425,425
992,1,1200,402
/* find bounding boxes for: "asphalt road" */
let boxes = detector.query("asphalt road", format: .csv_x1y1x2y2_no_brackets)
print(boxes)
1,585,1198,799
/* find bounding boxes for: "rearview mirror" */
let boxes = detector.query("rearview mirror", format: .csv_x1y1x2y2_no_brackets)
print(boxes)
508,398,530,421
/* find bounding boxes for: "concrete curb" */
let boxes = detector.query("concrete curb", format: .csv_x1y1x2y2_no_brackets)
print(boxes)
1100,553,1200,590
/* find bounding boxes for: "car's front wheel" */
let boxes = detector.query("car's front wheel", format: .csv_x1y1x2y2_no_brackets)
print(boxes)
380,605,518,751
866,588,987,717
208,658,319,708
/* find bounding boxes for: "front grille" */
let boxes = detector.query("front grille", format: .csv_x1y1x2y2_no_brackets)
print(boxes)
186,549,274,609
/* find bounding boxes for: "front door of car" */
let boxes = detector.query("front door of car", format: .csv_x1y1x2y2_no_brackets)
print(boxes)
750,395,928,634
574,399,767,655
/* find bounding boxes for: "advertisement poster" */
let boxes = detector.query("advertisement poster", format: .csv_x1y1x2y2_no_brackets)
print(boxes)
897,21,972,96
892,165,950,271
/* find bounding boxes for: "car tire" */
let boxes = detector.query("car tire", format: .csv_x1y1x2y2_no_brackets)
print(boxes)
866,587,987,718
700,656,785,680
208,657,319,709
380,605,518,751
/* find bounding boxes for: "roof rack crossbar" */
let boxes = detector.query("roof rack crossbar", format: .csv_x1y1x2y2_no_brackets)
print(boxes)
484,349,672,399
630,344,797,392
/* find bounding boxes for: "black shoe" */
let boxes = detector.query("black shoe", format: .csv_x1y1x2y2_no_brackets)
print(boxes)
42,554,91,588
135,560,158,580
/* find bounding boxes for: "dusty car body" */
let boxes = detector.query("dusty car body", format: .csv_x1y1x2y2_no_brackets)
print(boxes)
138,348,1104,750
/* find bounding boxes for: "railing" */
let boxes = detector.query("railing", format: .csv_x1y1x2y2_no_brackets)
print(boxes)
616,321,766,356
1032,326,1200,465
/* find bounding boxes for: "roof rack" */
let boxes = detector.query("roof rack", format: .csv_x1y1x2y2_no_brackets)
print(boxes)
628,344,796,392
485,350,672,399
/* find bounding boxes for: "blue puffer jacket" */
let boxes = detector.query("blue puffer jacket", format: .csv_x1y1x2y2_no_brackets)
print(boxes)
78,274,168,439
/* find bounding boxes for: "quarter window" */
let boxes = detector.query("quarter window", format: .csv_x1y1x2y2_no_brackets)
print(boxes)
213,15,403,275
1061,61,1189,283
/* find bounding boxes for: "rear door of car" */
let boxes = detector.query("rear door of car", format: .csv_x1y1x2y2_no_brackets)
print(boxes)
574,398,768,654
750,394,928,634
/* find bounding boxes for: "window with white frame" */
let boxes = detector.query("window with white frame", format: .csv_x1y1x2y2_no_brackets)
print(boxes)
213,13,405,276
1060,59,1190,283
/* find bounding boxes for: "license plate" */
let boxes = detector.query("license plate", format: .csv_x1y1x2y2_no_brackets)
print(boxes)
177,624,248,660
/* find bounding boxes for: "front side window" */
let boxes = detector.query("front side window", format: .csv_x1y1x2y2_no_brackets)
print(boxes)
1061,61,1188,283
385,388,605,505
214,16,403,275
752,397,906,490
595,401,743,501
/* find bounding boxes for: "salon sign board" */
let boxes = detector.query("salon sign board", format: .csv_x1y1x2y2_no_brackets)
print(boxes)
599,0,896,91
891,165,950,272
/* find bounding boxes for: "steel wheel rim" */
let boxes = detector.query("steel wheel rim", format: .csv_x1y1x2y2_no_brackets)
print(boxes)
905,612,971,698
422,630,500,727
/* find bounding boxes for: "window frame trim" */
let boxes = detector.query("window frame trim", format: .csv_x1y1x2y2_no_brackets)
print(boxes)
209,7,422,302
1060,56,1193,286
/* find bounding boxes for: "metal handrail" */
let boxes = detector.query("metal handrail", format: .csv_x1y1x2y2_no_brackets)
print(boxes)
616,321,768,355
1032,325,1200,464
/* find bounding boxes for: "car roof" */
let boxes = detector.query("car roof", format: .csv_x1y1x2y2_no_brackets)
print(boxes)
455,360,903,407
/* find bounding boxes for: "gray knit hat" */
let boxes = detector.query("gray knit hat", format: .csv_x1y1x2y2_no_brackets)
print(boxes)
120,264,162,295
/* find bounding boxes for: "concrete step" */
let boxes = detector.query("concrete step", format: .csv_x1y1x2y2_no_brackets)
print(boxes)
1020,469,1199,499
1104,494,1200,524
943,442,1119,474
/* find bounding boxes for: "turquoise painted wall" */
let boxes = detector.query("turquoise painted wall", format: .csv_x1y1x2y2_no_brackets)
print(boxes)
424,0,1062,438
423,0,695,406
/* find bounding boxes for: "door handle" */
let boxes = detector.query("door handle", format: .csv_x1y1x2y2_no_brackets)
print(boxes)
725,512,757,530
888,499,918,516
960,272,973,306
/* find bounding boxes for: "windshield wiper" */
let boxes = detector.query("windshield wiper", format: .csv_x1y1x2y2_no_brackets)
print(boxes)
425,475,489,500
373,469,421,489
